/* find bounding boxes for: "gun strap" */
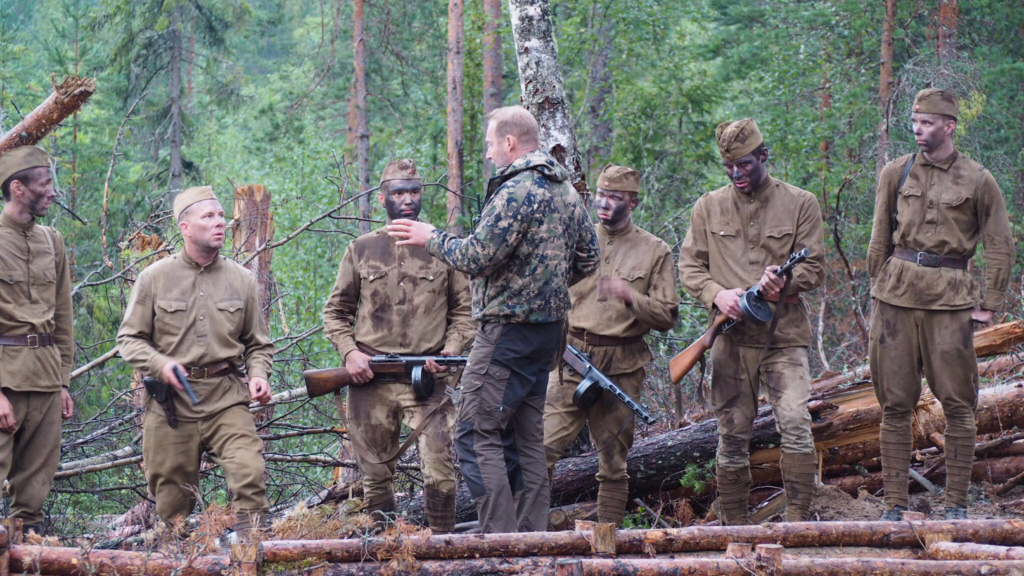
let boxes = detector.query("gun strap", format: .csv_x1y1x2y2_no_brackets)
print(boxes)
340,393,453,467
890,153,916,232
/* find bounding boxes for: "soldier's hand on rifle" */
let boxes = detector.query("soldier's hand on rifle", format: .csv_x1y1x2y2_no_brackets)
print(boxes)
758,266,786,300
249,377,272,405
161,361,188,392
424,350,454,374
345,350,375,384
596,277,636,306
714,288,746,321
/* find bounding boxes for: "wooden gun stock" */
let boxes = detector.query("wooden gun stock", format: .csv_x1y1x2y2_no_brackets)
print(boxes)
303,364,409,398
668,312,729,384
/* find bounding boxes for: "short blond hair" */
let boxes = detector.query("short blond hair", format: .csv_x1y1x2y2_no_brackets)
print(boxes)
487,106,539,147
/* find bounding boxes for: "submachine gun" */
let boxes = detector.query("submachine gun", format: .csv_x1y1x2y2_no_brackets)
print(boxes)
303,354,469,400
669,248,811,385
563,344,657,425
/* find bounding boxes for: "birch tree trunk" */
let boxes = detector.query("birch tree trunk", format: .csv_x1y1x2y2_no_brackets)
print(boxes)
508,0,589,198
168,7,184,193
876,0,895,177
446,0,465,235
482,0,503,179
354,0,371,235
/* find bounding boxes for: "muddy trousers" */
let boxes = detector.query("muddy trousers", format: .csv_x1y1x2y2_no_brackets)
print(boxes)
456,321,562,534
0,390,62,527
544,365,644,526
143,405,269,528
870,301,978,509
710,338,816,525
346,376,457,532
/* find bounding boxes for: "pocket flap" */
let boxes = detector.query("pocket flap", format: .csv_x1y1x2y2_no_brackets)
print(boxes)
41,268,56,283
0,270,24,284
710,222,738,237
360,269,388,282
942,193,969,207
416,271,442,281
625,270,648,282
900,185,922,197
765,226,794,239
216,299,244,313
157,299,188,313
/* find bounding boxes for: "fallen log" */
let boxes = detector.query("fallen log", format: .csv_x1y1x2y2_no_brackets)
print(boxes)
928,541,1024,561
825,454,1024,496
10,545,230,576
0,76,96,155
258,520,1024,563
575,557,1024,576
974,321,1024,358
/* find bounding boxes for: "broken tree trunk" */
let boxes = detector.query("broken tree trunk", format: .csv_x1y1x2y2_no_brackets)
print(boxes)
929,541,1024,561
974,321,1024,358
508,0,589,198
0,76,96,155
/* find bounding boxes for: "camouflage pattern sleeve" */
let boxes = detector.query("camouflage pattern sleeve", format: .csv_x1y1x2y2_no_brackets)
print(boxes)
443,268,475,355
570,202,599,286
323,245,361,362
427,186,533,277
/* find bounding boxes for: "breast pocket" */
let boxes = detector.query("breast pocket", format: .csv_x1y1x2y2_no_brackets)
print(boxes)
156,299,189,335
710,221,740,246
623,268,649,292
764,226,794,261
896,184,924,227
0,270,25,309
215,299,245,334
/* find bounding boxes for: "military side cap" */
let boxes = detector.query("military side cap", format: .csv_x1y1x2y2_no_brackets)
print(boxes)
597,164,641,194
173,185,218,221
715,118,763,161
913,88,959,120
380,159,421,185
0,146,50,188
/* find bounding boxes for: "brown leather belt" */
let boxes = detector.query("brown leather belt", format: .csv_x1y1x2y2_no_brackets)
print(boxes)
0,333,55,348
893,247,968,270
569,330,644,347
182,360,237,380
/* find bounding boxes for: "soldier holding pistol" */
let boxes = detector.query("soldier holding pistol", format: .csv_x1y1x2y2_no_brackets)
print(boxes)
543,164,678,526
323,160,475,532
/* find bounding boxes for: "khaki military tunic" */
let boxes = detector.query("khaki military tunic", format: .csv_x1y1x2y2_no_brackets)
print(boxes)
117,250,274,523
868,151,1015,509
0,212,73,526
678,177,825,469
322,228,474,519
543,221,678,525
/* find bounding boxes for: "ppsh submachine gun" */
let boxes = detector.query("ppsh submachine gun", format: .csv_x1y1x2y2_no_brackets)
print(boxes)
562,344,657,425
303,354,470,400
142,365,201,429
669,248,810,385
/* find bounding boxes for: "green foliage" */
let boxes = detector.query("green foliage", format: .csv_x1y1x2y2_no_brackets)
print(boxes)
679,460,715,495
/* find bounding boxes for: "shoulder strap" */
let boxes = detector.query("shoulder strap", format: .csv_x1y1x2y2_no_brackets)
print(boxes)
891,154,916,231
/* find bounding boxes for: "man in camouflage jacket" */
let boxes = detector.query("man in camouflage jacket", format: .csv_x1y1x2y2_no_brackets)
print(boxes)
388,106,599,533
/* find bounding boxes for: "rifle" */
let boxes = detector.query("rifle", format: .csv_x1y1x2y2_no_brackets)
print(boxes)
562,344,657,425
304,353,469,400
669,248,810,385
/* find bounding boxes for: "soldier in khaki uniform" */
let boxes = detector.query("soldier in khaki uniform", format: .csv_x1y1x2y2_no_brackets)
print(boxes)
679,119,826,524
543,164,678,526
117,186,275,538
0,147,75,536
323,160,475,532
868,89,1014,520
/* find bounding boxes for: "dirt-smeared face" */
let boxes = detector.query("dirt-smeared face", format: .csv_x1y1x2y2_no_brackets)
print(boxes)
722,146,768,194
13,167,56,217
380,179,423,222
911,112,955,155
594,188,636,230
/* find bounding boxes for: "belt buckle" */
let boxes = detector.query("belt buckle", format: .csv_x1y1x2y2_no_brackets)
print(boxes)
26,334,39,349
190,366,208,379
915,251,940,267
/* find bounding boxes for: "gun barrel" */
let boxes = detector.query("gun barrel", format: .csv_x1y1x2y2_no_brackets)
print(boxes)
172,365,200,405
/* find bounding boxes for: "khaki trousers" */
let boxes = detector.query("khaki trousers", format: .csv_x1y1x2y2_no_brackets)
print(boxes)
347,375,457,509
0,390,62,525
709,337,815,470
143,404,269,524
869,301,978,508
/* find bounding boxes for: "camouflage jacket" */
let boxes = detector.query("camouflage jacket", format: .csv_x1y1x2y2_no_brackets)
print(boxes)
427,150,599,324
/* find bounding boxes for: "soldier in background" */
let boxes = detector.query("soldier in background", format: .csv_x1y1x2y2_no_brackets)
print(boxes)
678,119,825,524
118,186,275,540
387,106,599,533
0,146,75,536
543,164,678,526
867,88,1014,520
323,159,475,532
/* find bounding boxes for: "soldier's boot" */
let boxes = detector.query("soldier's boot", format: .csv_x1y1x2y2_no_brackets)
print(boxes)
596,480,630,526
879,425,911,512
363,493,397,529
423,486,456,534
879,505,908,521
232,511,268,542
943,432,975,513
780,451,818,522
716,464,751,526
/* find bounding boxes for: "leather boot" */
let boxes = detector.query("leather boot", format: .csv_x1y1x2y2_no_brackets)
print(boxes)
780,451,817,522
363,492,397,528
596,480,630,526
716,464,751,526
423,486,456,534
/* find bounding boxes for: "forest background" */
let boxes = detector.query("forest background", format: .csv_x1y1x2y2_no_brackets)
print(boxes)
0,0,1021,536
